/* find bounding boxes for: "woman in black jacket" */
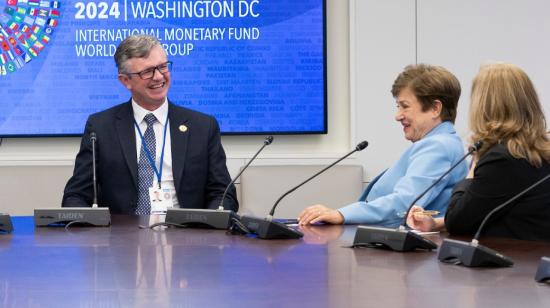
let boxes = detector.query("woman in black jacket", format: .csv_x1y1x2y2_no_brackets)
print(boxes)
407,63,550,241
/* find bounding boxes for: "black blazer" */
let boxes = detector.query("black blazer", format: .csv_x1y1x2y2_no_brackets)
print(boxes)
445,144,550,241
62,101,238,214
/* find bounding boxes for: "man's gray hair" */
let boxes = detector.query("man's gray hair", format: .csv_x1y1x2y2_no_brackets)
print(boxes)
114,35,162,74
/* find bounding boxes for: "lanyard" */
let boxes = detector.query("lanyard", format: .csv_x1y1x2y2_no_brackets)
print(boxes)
134,114,169,189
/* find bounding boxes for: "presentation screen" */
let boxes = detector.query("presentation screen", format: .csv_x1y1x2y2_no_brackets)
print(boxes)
0,0,326,136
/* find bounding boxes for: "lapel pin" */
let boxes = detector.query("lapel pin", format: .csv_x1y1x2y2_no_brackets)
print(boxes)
179,125,188,132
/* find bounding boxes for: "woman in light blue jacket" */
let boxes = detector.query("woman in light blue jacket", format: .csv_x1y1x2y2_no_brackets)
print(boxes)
299,64,468,227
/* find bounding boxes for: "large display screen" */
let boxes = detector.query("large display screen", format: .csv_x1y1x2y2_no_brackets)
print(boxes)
0,0,326,136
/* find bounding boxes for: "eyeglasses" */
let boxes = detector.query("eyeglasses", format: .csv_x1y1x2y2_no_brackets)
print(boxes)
127,61,172,80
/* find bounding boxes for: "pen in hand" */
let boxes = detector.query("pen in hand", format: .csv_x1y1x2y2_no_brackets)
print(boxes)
413,210,440,216
398,210,440,218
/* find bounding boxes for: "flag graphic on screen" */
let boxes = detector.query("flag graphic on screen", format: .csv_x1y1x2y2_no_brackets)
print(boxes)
0,0,59,75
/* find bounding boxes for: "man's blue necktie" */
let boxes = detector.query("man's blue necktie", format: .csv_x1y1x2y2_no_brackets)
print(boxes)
136,113,157,215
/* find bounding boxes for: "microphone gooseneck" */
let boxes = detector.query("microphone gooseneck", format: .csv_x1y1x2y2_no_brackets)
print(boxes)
90,132,99,208
237,140,368,240
401,140,483,229
267,140,369,218
218,136,274,210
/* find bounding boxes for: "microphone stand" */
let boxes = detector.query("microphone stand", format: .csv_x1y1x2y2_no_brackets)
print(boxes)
91,132,98,208
0,213,13,233
535,256,550,282
438,173,550,267
164,136,274,229
34,132,111,228
239,141,369,239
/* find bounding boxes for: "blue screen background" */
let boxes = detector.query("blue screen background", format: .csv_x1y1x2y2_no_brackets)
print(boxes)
0,0,326,136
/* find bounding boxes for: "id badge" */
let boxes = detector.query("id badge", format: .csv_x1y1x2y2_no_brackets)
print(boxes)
149,187,173,214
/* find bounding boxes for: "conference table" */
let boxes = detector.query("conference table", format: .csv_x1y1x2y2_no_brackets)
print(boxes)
0,215,548,307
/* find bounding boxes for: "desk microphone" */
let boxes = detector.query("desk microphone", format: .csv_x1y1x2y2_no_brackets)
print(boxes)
34,131,111,228
239,141,369,239
0,213,13,233
438,172,550,267
535,256,550,282
165,136,274,229
352,141,483,251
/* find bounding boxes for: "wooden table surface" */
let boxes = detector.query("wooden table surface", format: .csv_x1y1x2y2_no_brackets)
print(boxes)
0,215,549,308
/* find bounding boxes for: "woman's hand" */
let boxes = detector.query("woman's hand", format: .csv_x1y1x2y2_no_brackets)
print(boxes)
298,204,344,225
406,205,437,232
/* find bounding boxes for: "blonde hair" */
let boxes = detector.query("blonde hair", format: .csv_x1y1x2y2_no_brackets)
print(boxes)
469,63,550,166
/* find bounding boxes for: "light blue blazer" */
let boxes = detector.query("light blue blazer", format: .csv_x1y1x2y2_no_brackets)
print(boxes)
339,121,468,227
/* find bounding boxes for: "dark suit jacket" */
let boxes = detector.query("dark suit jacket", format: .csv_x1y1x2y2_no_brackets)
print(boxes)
62,101,238,214
445,144,550,241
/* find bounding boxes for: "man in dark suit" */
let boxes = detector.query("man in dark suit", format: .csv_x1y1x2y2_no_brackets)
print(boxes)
62,35,238,214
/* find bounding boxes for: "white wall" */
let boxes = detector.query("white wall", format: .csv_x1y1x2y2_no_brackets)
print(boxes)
416,0,550,140
350,0,550,179
350,0,416,178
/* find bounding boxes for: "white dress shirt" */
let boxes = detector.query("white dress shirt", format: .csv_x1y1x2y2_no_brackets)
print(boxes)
132,99,180,207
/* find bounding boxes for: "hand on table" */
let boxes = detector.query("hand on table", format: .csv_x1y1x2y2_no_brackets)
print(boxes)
298,204,344,225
